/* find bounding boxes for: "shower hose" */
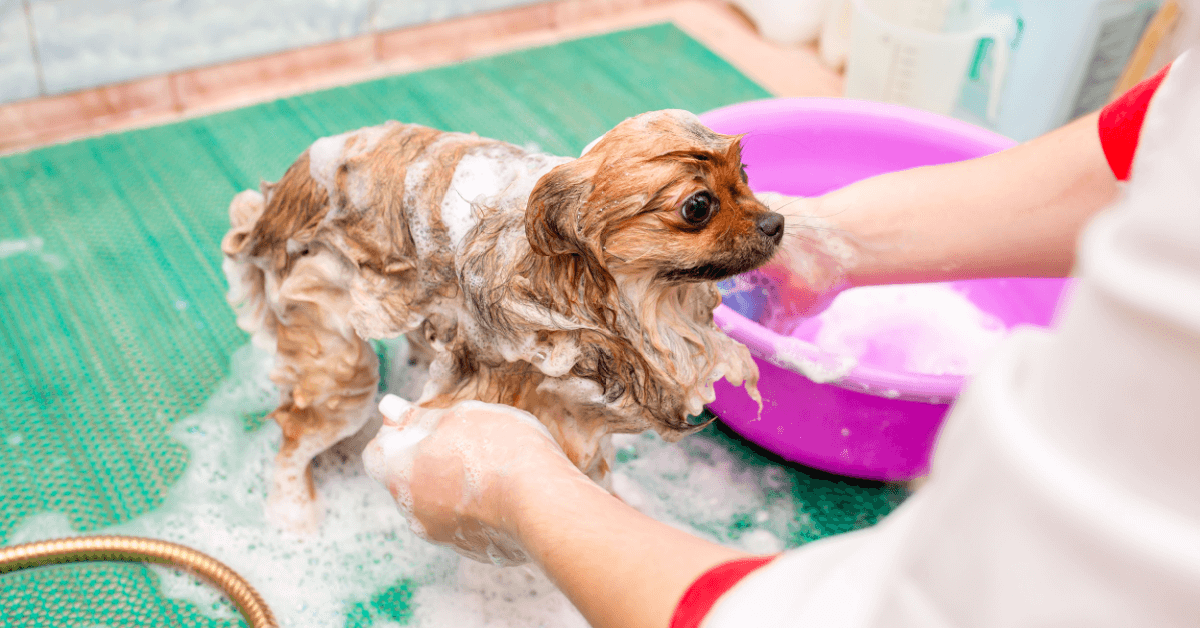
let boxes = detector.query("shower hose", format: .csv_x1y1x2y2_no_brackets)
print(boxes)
0,535,278,628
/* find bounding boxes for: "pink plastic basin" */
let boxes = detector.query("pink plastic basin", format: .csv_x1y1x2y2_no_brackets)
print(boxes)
702,98,1068,481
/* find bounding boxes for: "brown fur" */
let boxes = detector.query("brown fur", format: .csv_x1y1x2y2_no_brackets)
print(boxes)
222,111,780,530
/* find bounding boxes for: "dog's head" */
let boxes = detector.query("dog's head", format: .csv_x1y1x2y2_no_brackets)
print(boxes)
525,110,783,284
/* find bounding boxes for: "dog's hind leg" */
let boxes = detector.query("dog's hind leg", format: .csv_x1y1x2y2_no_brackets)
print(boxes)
265,255,380,534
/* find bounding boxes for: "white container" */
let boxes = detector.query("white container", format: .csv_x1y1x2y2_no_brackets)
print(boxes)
958,0,1164,142
845,0,1014,119
731,0,834,45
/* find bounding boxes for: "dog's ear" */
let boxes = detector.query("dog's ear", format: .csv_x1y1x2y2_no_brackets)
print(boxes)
525,159,597,258
523,157,625,330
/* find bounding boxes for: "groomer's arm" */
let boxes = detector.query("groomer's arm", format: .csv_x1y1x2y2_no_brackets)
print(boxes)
508,451,749,628
366,400,752,628
762,111,1120,311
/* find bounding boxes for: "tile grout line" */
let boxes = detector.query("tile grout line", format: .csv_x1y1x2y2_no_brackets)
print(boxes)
21,0,46,97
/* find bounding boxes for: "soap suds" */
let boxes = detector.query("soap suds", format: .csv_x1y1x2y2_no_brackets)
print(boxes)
609,432,802,553
441,147,568,250
307,131,351,191
721,277,1008,380
309,124,393,210
441,149,509,249
769,336,858,384
149,564,239,623
403,158,441,259
810,284,1007,376
8,339,799,627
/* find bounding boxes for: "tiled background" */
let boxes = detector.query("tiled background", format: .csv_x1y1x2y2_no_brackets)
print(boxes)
0,0,38,102
0,0,547,104
3,0,844,156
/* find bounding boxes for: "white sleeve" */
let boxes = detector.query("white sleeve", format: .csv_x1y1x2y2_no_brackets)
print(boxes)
703,48,1200,628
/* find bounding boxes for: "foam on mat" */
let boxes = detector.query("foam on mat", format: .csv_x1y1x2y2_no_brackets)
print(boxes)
8,339,813,627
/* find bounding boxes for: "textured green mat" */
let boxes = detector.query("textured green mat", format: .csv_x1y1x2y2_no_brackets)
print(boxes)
0,23,905,627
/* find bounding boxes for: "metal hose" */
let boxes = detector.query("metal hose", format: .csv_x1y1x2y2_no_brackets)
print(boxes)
0,535,278,628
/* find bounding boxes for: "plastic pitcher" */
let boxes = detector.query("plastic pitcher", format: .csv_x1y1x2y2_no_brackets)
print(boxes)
846,0,1014,119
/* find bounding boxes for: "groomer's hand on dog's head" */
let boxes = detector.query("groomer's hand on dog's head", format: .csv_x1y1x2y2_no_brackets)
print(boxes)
526,109,784,283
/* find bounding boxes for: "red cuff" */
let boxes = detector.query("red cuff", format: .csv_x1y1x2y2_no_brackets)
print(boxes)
1099,62,1172,181
670,556,777,628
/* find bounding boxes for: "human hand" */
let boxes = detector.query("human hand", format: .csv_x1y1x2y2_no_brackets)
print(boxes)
751,192,854,324
362,395,583,565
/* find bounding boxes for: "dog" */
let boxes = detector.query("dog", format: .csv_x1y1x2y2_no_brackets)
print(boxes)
221,110,782,531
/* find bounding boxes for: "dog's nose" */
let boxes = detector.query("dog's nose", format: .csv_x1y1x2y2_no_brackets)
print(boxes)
757,212,784,241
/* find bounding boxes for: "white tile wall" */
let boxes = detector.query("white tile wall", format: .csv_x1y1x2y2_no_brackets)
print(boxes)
29,0,374,95
0,0,40,102
374,0,545,31
0,0,551,104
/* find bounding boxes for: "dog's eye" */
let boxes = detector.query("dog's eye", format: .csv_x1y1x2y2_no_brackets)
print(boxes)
681,191,718,225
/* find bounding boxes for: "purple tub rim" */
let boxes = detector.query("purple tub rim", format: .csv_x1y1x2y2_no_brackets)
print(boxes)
701,97,1019,405
713,304,964,402
700,96,1018,157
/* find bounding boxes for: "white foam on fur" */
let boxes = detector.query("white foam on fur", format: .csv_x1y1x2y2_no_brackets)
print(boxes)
441,148,568,250
403,157,440,259
308,131,351,193
442,149,506,249
309,124,393,216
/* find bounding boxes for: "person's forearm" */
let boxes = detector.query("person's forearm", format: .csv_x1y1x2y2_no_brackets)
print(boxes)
783,111,1120,287
508,461,748,628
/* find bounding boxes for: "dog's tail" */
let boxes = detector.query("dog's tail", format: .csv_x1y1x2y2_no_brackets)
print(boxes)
221,189,277,348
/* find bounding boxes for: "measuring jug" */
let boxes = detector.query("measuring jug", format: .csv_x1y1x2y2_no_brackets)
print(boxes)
846,0,1014,120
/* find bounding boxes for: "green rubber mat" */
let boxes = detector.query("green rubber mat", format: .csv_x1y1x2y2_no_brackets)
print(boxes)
0,23,906,627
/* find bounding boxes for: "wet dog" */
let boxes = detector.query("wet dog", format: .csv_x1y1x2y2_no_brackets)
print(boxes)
221,110,782,530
